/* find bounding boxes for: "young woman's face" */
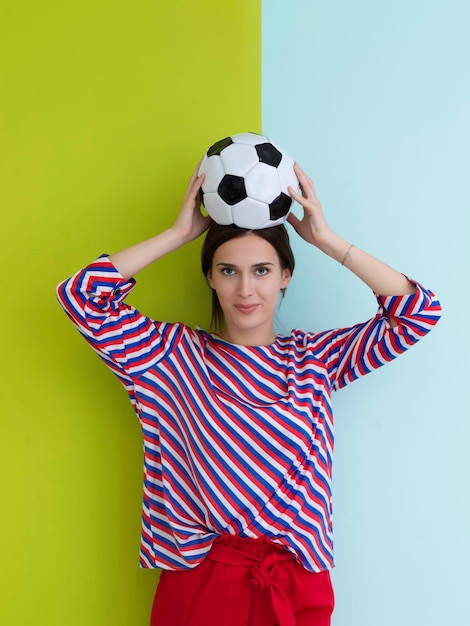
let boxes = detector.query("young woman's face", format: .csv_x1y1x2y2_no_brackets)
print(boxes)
207,233,291,345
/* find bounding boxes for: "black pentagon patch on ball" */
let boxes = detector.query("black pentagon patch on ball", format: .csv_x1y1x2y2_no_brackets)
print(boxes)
256,143,282,167
218,175,247,205
269,193,292,220
207,136,233,157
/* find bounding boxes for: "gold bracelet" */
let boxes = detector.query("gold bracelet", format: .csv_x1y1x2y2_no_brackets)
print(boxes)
341,244,355,266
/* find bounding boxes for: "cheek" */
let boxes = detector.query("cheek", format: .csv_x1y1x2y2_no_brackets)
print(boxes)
211,280,230,300
262,279,283,300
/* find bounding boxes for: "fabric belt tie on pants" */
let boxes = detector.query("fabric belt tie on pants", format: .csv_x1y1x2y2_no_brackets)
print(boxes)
207,541,297,626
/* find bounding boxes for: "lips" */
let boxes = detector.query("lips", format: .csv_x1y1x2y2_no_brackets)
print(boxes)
235,304,259,314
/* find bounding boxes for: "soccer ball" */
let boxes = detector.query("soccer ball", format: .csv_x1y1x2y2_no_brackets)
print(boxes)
198,132,299,229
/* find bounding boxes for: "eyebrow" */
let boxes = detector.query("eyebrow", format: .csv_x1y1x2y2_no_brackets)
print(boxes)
215,262,275,268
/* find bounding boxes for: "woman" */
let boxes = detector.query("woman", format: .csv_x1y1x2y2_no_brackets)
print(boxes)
57,163,441,626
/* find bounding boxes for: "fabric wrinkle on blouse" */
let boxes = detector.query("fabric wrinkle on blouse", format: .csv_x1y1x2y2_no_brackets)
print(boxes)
56,254,442,572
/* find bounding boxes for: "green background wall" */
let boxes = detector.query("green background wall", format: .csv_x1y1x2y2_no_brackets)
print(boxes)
0,2,260,624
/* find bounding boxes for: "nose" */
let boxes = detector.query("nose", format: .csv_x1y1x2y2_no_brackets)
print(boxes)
238,273,253,298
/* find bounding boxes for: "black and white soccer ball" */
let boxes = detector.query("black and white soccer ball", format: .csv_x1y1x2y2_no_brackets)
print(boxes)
198,132,299,229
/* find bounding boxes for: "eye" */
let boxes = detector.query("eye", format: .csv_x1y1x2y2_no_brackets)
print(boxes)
255,267,270,276
221,267,236,276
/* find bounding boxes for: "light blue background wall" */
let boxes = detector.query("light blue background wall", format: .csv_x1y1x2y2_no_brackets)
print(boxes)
263,1,469,625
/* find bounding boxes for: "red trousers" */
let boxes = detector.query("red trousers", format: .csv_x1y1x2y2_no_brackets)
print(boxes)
150,534,334,626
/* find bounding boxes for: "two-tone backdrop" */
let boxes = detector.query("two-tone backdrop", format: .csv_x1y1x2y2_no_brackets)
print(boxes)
1,1,468,624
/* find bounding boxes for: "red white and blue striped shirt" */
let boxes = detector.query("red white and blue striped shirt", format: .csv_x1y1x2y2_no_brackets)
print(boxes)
56,255,441,572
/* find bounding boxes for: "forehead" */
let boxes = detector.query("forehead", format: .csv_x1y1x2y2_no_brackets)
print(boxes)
213,233,279,264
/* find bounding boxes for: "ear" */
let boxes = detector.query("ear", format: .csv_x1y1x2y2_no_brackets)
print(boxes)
206,269,214,289
280,268,291,289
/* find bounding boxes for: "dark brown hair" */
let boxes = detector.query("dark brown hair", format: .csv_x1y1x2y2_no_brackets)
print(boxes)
201,222,296,332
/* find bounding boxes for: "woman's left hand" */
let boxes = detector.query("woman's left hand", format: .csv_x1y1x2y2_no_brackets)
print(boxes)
287,164,334,249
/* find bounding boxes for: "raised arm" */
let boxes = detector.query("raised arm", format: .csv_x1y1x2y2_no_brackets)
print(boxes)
109,164,211,281
287,164,416,297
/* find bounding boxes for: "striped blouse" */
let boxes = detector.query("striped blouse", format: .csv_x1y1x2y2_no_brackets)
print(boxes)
56,255,441,572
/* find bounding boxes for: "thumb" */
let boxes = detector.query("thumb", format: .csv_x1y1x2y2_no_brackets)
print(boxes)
287,211,302,232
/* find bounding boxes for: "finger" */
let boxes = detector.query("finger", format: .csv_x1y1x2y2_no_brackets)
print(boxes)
294,162,307,181
294,163,315,190
288,185,308,206
287,211,302,231
182,172,205,209
188,169,197,185
194,172,205,191
201,214,213,227
294,162,310,181
189,160,204,184
187,172,205,198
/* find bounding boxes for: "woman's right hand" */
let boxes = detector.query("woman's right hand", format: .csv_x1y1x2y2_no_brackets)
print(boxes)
108,164,212,280
171,163,212,244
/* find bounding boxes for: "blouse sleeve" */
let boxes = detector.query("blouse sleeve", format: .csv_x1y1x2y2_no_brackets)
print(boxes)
56,254,183,384
305,279,442,391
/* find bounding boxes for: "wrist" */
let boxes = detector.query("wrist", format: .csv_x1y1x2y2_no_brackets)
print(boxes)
317,234,356,266
166,225,191,248
315,232,346,259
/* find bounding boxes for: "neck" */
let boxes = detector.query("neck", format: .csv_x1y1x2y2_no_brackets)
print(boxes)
219,327,277,347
